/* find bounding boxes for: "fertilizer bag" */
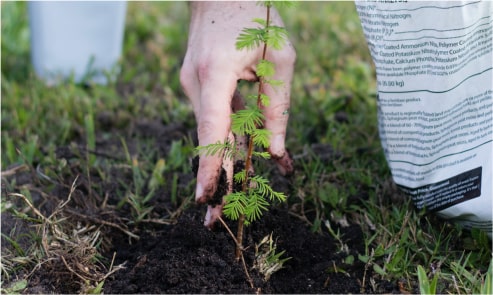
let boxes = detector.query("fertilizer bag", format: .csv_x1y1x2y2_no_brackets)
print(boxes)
355,1,492,236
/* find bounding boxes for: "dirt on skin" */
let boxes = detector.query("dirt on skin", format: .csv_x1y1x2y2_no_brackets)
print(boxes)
1,114,407,294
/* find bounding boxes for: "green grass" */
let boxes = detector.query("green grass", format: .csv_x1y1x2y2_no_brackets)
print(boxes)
1,2,491,294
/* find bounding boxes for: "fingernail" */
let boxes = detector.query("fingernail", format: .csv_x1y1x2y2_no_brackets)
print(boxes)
271,134,285,157
204,206,212,227
196,182,204,203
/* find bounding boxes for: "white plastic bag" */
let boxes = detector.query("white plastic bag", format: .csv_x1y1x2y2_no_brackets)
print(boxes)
355,1,492,236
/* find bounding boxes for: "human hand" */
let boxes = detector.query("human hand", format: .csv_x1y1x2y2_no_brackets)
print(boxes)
180,1,295,228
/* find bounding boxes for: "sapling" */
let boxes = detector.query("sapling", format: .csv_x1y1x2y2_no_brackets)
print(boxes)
196,0,293,261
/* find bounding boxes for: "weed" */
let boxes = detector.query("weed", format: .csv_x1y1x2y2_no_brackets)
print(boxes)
1,279,28,294
417,264,439,295
253,233,291,281
4,179,124,293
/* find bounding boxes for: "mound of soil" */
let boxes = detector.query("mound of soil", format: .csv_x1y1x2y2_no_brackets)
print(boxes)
104,207,368,294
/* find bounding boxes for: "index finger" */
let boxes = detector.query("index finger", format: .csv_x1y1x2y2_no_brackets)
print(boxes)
195,73,238,203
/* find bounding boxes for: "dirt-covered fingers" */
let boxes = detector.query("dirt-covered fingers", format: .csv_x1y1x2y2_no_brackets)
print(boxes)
203,133,234,228
262,46,296,175
204,205,223,228
231,90,250,166
195,75,237,205
263,99,294,176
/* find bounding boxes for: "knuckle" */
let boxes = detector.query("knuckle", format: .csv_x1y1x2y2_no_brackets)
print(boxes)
265,102,290,122
196,60,212,83
197,118,224,144
272,43,297,67
179,60,194,93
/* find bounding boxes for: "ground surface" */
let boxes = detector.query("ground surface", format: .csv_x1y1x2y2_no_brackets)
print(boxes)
2,118,406,294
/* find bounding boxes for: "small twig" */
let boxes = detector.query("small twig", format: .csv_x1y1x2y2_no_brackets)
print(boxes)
25,257,55,279
288,211,314,226
218,216,240,246
167,195,192,220
61,255,92,282
48,176,79,220
241,250,255,289
36,164,59,185
102,252,126,280
79,145,125,161
9,192,47,222
0,164,29,177
138,218,175,225
64,208,140,240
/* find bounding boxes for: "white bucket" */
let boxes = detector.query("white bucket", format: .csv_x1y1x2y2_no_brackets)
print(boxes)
28,1,127,85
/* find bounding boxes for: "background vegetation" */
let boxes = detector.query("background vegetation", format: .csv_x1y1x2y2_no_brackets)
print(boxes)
2,2,491,294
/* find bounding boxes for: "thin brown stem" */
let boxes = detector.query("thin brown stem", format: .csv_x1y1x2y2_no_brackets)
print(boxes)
218,216,240,246
241,249,255,289
235,4,272,262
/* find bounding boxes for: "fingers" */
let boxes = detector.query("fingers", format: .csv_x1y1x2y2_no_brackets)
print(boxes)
195,71,238,204
204,205,223,228
262,45,296,175
204,137,234,228
180,55,201,119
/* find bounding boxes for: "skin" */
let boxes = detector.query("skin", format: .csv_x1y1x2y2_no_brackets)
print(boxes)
180,2,296,228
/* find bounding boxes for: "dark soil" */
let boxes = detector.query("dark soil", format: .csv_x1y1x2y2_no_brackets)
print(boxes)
2,114,404,294
104,207,370,294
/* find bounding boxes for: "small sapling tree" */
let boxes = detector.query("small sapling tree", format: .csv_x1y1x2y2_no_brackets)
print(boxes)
197,0,294,264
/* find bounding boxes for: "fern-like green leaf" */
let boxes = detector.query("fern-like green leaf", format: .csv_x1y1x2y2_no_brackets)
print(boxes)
250,175,287,202
231,108,264,136
245,194,269,222
234,170,246,184
252,128,271,148
236,27,265,50
265,26,288,50
252,151,271,159
257,59,276,78
247,93,270,107
195,141,235,159
252,18,267,27
259,93,270,107
270,1,298,9
223,192,247,220
265,79,284,87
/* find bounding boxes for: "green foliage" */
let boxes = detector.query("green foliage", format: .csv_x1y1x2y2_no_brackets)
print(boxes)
253,233,291,281
86,280,105,294
235,19,288,51
236,27,266,50
231,108,265,136
249,175,286,202
195,141,235,159
417,265,438,295
1,279,28,294
223,175,285,224
264,26,289,50
252,129,271,148
261,1,297,10
257,59,276,78
481,260,492,295
223,192,247,221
